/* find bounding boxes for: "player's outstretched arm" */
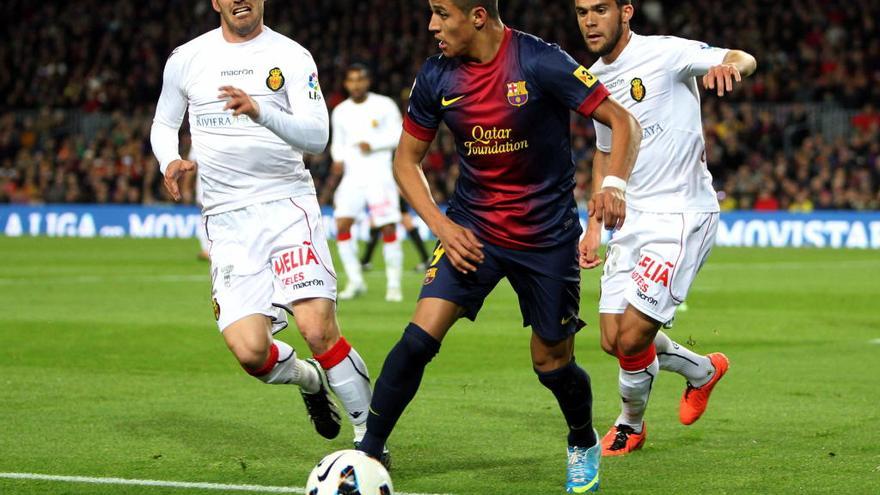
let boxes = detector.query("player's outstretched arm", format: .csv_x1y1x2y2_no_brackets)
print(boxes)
588,97,641,231
580,150,610,269
393,131,483,274
703,50,757,97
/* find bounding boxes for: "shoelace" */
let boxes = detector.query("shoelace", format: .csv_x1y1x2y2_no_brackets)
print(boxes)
610,425,636,451
567,448,589,482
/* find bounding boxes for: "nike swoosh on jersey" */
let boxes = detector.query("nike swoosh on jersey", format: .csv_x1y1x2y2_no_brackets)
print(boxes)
441,95,466,107
561,315,575,325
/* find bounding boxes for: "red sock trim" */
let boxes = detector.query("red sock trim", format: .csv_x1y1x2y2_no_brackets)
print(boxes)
314,337,352,369
245,343,279,377
338,231,352,242
618,344,657,371
382,231,398,243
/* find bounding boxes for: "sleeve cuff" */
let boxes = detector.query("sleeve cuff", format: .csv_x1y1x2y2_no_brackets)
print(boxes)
403,115,437,142
576,84,611,118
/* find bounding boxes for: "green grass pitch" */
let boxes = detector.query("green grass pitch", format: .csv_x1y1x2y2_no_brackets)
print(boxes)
1,237,878,494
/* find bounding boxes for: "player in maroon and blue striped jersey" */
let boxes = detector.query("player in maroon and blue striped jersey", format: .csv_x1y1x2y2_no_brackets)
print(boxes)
357,1,641,492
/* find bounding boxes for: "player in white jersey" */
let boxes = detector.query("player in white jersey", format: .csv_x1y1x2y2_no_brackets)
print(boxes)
150,0,376,448
575,0,756,455
330,64,404,302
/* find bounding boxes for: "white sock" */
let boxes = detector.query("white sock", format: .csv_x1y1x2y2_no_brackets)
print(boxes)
615,357,659,432
654,331,714,387
336,238,364,287
383,238,403,291
254,340,320,393
324,346,372,429
353,423,367,443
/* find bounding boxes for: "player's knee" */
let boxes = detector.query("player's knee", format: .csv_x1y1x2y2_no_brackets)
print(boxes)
297,315,339,355
531,347,573,372
600,334,617,356
616,330,651,357
223,324,272,371
599,315,620,356
229,342,270,371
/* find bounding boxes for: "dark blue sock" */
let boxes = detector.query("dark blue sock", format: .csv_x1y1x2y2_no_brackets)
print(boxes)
357,323,441,458
536,358,597,448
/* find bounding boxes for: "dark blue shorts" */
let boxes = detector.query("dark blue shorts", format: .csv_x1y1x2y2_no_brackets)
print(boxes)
419,239,584,342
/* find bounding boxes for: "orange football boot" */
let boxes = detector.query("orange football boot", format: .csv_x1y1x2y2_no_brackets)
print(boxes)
601,423,646,456
679,352,729,425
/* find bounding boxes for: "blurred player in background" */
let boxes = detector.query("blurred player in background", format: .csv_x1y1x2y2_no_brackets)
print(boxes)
330,64,405,302
360,198,431,273
356,0,641,492
576,0,756,455
151,0,375,447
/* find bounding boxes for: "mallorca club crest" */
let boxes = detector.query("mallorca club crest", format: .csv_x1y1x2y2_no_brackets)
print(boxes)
212,297,221,321
506,81,529,107
630,77,646,102
266,67,285,92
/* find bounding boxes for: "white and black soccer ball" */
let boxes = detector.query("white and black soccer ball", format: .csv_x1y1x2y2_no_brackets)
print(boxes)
306,449,393,495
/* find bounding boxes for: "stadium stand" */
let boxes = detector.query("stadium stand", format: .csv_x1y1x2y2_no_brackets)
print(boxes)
1,0,877,209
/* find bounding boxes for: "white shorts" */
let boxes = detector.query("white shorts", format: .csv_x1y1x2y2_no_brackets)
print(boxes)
333,176,402,227
206,196,338,333
599,210,718,324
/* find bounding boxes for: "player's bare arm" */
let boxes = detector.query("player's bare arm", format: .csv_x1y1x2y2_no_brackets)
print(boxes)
703,50,757,97
393,131,483,274
579,150,609,269
588,96,641,230
162,159,197,202
218,86,261,119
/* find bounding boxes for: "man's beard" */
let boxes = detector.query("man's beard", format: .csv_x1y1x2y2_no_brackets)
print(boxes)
225,12,260,37
589,20,625,57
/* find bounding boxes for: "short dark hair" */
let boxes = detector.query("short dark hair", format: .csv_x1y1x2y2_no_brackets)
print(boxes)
616,0,633,5
450,0,500,19
346,63,371,79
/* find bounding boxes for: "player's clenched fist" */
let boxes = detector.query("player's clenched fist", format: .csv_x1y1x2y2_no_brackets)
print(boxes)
589,187,626,231
578,229,603,270
435,219,484,274
219,86,261,120
163,159,196,201
702,63,742,97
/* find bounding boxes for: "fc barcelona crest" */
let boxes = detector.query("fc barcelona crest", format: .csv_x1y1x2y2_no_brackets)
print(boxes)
266,67,285,92
630,78,646,102
506,81,529,107
423,267,438,286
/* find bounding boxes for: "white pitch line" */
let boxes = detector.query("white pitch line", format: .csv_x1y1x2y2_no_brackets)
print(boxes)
869,339,880,345
0,473,301,493
704,259,880,270
0,472,453,495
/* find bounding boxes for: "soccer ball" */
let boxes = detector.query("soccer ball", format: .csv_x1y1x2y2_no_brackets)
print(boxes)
305,449,393,495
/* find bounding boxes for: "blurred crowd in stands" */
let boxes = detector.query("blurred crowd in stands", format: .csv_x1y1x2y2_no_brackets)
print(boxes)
1,0,878,211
